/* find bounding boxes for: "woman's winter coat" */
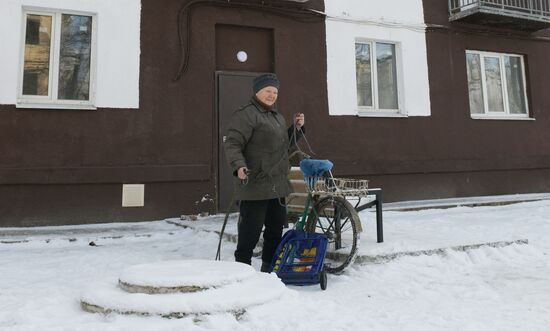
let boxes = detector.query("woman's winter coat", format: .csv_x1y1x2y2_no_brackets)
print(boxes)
224,98,300,201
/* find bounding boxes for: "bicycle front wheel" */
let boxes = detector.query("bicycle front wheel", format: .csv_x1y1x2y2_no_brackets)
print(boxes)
305,196,360,273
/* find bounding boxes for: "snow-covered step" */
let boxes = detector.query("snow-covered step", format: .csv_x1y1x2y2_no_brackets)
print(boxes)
356,239,529,264
118,260,256,294
81,272,289,318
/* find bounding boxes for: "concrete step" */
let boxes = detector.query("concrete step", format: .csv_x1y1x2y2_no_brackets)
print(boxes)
81,272,287,319
81,260,289,318
118,260,257,294
384,193,550,211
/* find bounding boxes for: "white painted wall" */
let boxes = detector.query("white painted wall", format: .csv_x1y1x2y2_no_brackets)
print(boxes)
0,0,140,108
324,0,431,116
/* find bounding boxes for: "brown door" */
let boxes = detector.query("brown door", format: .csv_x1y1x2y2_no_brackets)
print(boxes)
215,24,274,211
216,72,258,211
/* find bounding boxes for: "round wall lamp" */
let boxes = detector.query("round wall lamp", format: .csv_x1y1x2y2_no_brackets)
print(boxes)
237,51,248,63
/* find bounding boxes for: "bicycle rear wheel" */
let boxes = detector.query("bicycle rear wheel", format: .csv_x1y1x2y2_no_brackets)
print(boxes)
305,196,360,273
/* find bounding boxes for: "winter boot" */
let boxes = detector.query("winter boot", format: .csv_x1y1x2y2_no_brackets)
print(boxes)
260,261,271,273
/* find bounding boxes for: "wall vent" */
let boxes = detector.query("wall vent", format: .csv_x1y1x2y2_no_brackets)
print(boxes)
122,184,145,207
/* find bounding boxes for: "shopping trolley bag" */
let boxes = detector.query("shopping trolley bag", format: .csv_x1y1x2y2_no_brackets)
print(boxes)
269,229,328,290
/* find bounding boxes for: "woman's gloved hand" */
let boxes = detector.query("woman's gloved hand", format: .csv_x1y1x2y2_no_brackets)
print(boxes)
294,113,305,130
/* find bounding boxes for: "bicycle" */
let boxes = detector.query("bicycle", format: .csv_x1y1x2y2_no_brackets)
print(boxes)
290,168,369,274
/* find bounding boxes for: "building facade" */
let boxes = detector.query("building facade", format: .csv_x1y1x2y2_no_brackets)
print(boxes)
0,0,327,226
422,0,550,201
1,0,550,226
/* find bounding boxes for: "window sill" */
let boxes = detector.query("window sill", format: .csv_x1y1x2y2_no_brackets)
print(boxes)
357,111,408,118
470,114,534,121
16,102,97,110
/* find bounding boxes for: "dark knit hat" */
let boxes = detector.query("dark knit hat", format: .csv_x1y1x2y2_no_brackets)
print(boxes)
253,73,280,94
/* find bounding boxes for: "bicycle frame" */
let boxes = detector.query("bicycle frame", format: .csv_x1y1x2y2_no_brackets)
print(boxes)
294,192,342,242
290,172,363,273
295,192,314,231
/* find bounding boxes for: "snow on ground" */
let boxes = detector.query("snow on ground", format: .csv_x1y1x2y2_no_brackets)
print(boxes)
1,199,550,330
118,260,257,288
358,200,550,255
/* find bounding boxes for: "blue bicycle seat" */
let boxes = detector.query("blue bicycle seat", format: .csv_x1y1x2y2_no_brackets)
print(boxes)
299,159,333,190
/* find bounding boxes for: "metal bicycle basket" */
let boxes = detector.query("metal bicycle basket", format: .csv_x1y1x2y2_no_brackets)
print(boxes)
299,159,369,197
310,172,369,197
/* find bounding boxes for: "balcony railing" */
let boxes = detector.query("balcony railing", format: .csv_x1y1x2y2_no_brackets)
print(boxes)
449,0,550,30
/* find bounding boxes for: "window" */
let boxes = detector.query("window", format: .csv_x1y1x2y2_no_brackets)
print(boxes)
18,9,96,109
466,50,529,119
355,40,400,113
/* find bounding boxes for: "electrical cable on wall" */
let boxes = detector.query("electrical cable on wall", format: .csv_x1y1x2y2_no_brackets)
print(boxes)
173,1,550,80
307,8,429,33
173,0,325,81
307,8,550,41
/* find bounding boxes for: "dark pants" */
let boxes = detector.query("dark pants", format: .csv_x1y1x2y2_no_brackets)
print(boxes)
235,198,286,265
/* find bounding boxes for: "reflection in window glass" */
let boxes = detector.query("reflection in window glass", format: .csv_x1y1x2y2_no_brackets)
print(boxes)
484,57,504,113
58,14,92,101
505,57,527,114
22,15,52,96
466,51,529,117
355,43,372,107
466,53,484,114
376,43,398,110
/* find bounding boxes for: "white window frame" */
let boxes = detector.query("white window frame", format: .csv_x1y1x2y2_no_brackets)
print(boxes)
17,7,97,110
355,38,405,117
466,50,531,120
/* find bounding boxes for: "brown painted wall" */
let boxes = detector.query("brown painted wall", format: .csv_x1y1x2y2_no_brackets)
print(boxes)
416,0,550,198
3,0,550,227
0,0,326,226
286,1,550,203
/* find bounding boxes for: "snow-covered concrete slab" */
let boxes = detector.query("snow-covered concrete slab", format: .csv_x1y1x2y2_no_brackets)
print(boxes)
355,239,529,264
356,200,545,257
382,192,550,211
171,197,550,264
119,260,256,294
0,220,179,244
166,215,239,242
81,272,290,318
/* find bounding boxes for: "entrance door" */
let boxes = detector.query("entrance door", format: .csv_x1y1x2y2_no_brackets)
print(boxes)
216,72,258,211
215,24,274,212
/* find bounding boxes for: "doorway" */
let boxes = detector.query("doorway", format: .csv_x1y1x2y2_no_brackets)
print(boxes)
216,72,259,211
214,24,274,211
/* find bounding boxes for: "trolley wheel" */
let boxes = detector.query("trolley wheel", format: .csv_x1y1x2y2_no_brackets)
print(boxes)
319,269,327,290
305,196,360,274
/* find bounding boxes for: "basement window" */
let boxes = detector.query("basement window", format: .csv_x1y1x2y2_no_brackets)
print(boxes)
355,40,402,116
17,8,96,109
466,50,530,120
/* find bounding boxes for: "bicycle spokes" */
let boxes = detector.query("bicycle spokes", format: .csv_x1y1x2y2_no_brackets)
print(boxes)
306,196,360,273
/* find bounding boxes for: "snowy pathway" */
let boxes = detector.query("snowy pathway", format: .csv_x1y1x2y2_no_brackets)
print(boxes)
1,199,550,330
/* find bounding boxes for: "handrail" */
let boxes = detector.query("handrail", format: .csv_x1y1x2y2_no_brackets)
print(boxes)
449,0,550,19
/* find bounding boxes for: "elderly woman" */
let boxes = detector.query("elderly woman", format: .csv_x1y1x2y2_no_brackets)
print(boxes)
224,73,305,272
